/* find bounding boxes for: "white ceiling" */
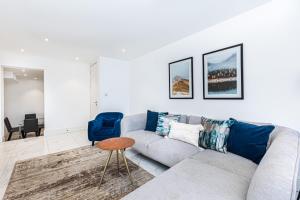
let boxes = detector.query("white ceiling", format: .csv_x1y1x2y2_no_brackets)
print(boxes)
0,0,269,63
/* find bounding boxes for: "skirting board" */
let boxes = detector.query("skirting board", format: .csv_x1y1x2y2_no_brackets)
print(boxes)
44,126,87,136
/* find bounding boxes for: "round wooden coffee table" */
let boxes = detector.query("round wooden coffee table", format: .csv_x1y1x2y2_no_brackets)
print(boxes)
96,137,135,186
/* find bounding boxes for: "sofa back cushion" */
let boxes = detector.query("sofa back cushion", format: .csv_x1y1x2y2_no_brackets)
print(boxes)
178,115,188,123
188,115,202,124
247,127,300,200
227,119,275,164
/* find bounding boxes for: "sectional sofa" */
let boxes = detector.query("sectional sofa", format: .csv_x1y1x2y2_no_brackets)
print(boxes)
121,113,300,200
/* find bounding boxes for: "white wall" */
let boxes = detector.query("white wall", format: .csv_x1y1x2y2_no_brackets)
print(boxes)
0,67,4,141
130,0,300,131
98,57,130,115
0,51,90,139
4,78,44,128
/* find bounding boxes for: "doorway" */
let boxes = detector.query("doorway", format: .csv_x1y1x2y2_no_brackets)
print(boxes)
90,62,99,119
2,66,45,141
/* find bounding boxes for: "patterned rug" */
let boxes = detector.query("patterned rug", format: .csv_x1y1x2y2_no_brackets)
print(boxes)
4,146,154,200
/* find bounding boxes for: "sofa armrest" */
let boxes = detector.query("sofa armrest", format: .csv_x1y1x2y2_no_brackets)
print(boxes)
247,127,300,200
121,113,146,135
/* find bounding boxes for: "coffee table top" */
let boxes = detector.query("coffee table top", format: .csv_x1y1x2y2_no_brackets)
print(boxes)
96,137,135,151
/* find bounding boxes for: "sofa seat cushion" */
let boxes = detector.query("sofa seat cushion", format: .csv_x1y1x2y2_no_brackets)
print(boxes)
191,150,257,180
147,138,202,167
124,130,163,155
122,158,251,200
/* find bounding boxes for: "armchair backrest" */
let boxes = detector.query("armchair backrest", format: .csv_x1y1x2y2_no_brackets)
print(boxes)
95,112,123,129
95,112,123,121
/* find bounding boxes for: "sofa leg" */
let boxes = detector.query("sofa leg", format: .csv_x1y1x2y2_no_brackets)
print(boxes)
92,141,95,146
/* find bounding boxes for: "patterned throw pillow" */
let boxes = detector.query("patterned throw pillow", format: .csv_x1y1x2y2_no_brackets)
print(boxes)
156,114,181,136
199,117,234,153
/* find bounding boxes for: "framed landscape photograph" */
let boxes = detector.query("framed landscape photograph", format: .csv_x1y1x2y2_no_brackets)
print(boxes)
169,57,193,99
202,44,243,99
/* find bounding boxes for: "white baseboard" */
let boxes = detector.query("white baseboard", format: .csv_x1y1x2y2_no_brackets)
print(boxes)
44,126,87,136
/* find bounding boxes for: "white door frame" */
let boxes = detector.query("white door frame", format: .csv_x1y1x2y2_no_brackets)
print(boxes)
0,65,45,142
0,66,4,142
90,62,99,119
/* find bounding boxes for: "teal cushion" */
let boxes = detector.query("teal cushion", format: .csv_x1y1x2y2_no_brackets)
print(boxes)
199,117,234,153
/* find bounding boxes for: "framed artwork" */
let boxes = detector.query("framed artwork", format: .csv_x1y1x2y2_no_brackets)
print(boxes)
169,57,193,99
202,44,244,99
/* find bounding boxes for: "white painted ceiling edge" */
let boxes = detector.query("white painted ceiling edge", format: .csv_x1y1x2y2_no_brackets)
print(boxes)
3,67,44,81
0,0,270,63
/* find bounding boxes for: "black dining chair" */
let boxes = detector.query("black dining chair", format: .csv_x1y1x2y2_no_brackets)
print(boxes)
38,124,44,136
24,118,39,137
4,117,24,141
25,113,37,119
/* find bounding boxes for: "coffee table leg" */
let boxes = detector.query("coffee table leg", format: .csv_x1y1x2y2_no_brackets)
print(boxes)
99,150,113,186
121,149,134,184
116,150,120,174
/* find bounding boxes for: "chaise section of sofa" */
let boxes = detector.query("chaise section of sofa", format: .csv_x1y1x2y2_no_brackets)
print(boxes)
121,113,300,200
122,158,253,200
247,126,300,200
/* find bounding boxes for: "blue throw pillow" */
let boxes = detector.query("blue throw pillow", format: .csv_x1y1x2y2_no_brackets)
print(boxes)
103,118,115,127
227,118,275,164
145,110,168,132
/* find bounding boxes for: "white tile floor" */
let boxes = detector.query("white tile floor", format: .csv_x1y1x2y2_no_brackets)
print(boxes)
0,131,168,199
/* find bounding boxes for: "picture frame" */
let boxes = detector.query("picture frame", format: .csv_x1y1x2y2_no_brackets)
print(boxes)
169,57,194,99
202,44,244,99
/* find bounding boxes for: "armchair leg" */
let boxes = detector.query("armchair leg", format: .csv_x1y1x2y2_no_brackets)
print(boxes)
92,141,95,146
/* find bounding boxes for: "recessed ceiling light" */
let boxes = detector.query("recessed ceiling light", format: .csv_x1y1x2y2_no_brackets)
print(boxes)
75,57,79,61
23,73,27,77
20,49,25,53
21,69,26,73
34,77,38,80
121,48,127,53
44,38,49,42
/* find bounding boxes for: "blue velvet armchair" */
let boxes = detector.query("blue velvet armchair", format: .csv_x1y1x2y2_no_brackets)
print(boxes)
88,112,124,146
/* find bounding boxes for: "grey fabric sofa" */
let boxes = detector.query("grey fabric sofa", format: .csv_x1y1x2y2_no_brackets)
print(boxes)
121,113,300,200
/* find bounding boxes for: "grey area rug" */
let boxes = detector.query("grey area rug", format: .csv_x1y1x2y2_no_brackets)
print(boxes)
4,146,154,200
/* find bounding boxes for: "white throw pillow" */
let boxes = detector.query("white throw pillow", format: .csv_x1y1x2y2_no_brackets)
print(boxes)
168,121,204,147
